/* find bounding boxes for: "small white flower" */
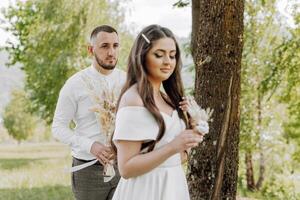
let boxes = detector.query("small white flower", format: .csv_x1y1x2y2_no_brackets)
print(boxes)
186,96,213,135
196,120,209,134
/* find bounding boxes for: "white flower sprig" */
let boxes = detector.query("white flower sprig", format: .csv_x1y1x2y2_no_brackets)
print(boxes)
185,96,213,135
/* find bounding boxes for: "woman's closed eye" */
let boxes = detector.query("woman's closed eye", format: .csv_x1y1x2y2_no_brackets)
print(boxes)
154,53,163,58
169,55,176,59
154,53,175,60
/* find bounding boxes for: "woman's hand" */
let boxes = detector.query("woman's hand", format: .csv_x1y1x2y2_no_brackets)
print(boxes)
179,97,208,135
179,97,188,112
169,129,204,154
179,97,197,129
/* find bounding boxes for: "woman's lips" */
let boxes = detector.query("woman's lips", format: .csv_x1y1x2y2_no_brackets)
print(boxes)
160,68,171,73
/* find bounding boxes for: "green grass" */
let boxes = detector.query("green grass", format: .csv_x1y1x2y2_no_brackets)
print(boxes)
0,143,73,200
0,185,73,200
1,142,299,200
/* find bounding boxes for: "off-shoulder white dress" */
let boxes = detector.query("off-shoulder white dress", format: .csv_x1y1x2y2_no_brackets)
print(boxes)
112,106,190,200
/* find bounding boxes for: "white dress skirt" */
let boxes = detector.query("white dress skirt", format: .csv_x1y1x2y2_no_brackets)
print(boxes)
112,106,190,200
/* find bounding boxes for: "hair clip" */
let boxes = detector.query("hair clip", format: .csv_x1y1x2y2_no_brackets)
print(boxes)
141,33,150,44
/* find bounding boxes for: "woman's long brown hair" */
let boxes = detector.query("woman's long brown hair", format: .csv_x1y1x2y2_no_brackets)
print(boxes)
111,24,190,154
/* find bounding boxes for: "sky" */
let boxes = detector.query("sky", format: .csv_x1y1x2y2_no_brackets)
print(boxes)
124,0,191,37
0,0,296,46
0,0,191,46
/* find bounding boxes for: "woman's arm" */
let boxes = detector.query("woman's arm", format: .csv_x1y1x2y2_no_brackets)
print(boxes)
115,129,202,179
115,140,174,179
115,86,203,179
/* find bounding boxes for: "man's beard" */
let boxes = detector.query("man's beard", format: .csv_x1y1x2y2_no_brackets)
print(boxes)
95,54,117,70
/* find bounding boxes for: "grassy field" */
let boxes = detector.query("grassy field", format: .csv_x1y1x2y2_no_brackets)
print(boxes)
0,143,73,200
3,142,297,200
0,142,257,200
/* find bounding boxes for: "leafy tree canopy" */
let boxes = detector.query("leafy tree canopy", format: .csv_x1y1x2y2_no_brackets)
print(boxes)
3,0,133,124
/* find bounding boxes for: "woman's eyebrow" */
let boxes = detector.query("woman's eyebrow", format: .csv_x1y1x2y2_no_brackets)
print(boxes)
154,49,176,53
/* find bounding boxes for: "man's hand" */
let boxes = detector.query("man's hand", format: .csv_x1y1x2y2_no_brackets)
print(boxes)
90,142,114,166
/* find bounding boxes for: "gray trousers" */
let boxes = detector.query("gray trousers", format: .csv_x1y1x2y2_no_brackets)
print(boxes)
71,158,120,200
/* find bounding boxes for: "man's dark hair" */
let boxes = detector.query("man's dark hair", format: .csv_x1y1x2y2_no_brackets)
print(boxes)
90,25,118,42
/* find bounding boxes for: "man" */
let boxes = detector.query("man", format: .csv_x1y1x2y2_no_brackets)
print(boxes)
52,25,125,200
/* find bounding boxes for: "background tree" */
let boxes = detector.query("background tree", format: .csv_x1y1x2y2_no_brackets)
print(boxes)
238,1,300,197
3,90,36,143
281,32,300,162
174,0,300,198
3,0,133,124
239,0,285,191
187,0,244,199
265,6,300,163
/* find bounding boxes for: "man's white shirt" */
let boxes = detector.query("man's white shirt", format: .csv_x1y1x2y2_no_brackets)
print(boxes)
52,65,126,160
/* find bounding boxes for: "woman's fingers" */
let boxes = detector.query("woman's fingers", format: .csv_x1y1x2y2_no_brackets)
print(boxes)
183,132,203,149
179,97,189,111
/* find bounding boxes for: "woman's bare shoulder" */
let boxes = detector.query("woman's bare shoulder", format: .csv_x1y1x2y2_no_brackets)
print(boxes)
119,84,144,108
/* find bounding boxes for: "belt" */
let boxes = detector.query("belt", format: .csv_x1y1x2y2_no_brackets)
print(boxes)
73,157,102,166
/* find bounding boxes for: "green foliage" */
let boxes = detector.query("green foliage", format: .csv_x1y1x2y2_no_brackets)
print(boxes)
173,0,190,8
3,0,133,124
256,4,300,163
260,177,300,200
240,0,283,152
279,25,300,162
238,1,300,197
260,36,300,100
238,140,300,199
3,90,36,142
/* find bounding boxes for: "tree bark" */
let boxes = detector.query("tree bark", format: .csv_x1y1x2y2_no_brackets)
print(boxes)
256,151,265,189
245,152,256,191
255,91,265,190
188,0,244,199
245,91,265,191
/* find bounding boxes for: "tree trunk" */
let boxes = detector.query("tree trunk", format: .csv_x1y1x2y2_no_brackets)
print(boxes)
245,152,256,191
255,91,265,190
245,91,265,191
256,151,265,189
188,0,244,199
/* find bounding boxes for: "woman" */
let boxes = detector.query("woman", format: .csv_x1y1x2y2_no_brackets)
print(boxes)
111,25,204,200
